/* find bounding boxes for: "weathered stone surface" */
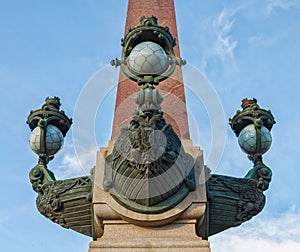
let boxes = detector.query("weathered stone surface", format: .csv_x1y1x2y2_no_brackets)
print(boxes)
90,140,209,251
89,220,211,252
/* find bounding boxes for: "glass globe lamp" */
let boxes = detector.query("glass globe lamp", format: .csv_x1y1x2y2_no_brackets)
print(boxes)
126,41,169,75
30,124,64,156
238,124,272,155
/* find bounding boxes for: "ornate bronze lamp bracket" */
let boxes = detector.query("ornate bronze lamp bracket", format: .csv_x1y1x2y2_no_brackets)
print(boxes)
111,16,186,87
26,97,72,191
229,98,275,191
205,98,276,238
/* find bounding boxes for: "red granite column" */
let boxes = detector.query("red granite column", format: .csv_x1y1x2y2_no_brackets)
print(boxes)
111,0,190,140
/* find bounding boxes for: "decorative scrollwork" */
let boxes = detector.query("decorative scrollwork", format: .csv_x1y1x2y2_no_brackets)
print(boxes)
33,176,93,236
103,87,195,213
244,162,272,191
111,16,186,86
36,180,77,227
207,172,266,236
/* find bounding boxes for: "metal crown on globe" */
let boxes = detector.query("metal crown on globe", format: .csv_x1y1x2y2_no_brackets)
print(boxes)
26,97,72,180
229,98,275,191
230,98,275,159
111,16,186,86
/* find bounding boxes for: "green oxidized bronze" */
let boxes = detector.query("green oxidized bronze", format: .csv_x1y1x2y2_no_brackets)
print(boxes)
111,16,186,86
229,98,275,190
27,96,72,136
103,85,196,213
35,176,93,237
27,97,94,238
200,98,276,238
204,170,266,238
27,97,72,190
229,98,275,137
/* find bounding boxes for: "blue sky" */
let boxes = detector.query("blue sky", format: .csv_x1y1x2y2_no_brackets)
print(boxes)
1,0,300,251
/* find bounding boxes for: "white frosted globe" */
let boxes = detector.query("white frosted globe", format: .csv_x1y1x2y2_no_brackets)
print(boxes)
127,41,168,75
238,124,272,155
30,125,64,156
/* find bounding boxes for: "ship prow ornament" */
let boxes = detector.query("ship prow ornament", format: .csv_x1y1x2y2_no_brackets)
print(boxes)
103,86,195,213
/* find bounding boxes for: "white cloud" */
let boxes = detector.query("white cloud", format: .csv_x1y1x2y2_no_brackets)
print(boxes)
212,8,238,59
55,145,97,179
266,0,300,16
210,206,300,252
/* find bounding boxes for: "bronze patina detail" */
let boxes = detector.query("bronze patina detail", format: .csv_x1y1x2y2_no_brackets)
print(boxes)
34,176,93,237
201,99,275,238
103,86,195,213
229,98,275,137
204,171,266,238
111,16,186,86
27,98,94,238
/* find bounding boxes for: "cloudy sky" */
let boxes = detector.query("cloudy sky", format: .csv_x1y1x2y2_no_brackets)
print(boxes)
1,0,300,251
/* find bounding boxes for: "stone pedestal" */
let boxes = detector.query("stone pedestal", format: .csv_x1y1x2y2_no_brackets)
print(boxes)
89,220,210,251
89,140,210,251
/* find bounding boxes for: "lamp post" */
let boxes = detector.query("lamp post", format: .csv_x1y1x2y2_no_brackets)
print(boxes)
26,96,72,191
229,98,275,191
111,16,186,88
26,97,94,236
